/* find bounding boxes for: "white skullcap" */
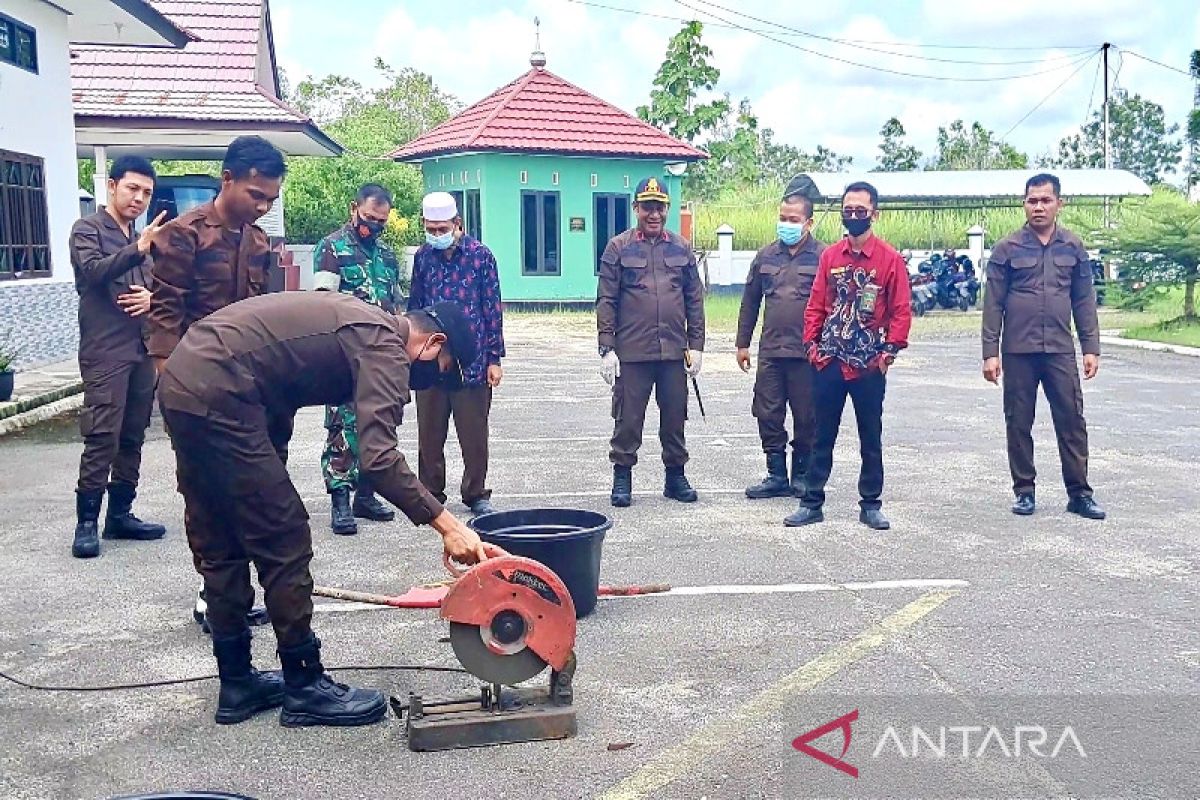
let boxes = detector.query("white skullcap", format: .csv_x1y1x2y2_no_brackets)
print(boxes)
422,191,458,222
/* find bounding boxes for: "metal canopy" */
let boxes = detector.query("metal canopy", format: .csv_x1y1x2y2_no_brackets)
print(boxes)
802,169,1152,204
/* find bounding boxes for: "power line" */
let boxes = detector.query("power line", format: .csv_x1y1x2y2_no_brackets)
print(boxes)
1082,54,1103,127
1121,49,1194,79
1002,50,1100,139
682,0,1095,66
669,0,1098,83
565,0,1097,55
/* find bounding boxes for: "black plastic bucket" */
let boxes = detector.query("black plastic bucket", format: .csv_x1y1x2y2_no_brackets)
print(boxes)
469,508,611,618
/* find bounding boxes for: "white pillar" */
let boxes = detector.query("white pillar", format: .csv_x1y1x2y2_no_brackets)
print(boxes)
92,145,108,207
967,224,985,271
716,223,735,287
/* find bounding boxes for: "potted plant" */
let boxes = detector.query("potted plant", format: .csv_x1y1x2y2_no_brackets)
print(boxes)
0,330,21,403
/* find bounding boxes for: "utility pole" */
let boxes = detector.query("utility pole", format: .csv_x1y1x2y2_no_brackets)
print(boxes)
1102,43,1112,170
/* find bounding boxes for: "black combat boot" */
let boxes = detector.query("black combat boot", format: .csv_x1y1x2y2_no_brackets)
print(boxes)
663,466,698,503
351,478,395,522
72,488,104,559
102,482,166,540
212,629,285,725
745,451,791,499
611,465,632,508
329,488,358,535
278,634,386,728
790,449,810,497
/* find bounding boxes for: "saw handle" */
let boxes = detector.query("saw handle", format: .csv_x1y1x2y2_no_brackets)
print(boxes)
443,552,471,578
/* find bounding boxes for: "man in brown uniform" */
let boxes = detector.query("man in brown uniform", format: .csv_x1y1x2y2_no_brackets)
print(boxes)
69,156,169,559
736,179,826,499
158,291,500,727
597,177,706,507
147,135,287,630
982,173,1105,520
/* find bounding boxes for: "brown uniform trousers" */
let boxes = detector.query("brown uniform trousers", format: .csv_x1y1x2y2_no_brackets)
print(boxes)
752,359,815,455
416,384,493,505
78,359,157,492
610,360,689,468
983,224,1099,499
596,229,706,469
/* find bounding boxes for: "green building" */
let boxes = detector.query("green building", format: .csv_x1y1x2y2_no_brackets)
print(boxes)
390,54,706,303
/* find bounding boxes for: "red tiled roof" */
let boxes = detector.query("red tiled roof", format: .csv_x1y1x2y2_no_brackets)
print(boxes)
70,0,306,125
390,68,707,162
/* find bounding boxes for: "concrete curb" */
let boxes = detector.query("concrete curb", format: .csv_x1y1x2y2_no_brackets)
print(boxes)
1099,335,1200,358
0,391,83,437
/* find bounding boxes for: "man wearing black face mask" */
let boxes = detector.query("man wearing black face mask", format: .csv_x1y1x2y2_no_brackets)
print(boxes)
313,183,403,535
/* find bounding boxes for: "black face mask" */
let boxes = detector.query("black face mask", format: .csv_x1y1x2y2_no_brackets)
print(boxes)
356,215,386,242
843,217,872,237
409,358,442,391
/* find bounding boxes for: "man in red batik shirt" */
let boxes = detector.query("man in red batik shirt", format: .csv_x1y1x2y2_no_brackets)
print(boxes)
785,181,912,531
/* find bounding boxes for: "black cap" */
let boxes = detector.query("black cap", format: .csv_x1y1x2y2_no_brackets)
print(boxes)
782,173,822,204
634,176,670,204
423,301,477,390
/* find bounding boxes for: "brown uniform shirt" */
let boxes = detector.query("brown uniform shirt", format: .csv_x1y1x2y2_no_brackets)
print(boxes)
735,236,827,359
596,228,705,362
157,292,444,526
982,224,1100,359
147,200,271,359
70,211,153,370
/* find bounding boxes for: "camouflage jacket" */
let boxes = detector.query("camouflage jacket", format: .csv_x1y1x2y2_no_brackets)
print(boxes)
313,222,402,312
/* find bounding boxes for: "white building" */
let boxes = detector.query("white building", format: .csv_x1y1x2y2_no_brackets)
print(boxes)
0,0,187,364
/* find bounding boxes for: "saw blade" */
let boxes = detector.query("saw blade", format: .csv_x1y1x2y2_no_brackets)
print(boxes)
449,622,548,685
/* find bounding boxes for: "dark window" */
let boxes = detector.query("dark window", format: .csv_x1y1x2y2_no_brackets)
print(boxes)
521,190,560,275
594,193,630,274
448,189,482,241
0,14,38,73
0,149,51,280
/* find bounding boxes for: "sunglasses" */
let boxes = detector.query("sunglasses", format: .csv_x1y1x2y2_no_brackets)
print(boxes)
841,207,872,220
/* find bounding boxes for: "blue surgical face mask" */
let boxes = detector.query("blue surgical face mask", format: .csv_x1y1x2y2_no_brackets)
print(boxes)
777,221,807,246
426,230,455,250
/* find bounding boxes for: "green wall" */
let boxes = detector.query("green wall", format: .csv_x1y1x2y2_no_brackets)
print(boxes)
419,152,684,302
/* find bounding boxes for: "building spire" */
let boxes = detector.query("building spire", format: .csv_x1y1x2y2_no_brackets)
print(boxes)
530,16,547,69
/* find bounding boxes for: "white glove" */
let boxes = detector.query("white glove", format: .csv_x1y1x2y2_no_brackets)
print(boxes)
685,350,703,377
600,351,621,386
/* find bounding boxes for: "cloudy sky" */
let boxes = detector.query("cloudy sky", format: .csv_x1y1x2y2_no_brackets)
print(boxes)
272,0,1200,171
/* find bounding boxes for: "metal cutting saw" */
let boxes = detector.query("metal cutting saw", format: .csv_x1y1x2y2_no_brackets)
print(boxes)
394,555,579,751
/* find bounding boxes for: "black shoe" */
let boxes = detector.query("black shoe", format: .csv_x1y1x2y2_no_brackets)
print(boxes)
102,482,166,540
663,466,698,503
467,498,497,517
859,509,891,530
1011,493,1036,516
212,630,285,724
278,635,386,728
746,451,792,499
329,488,358,536
790,449,810,498
783,505,824,527
352,480,395,521
72,488,104,559
611,465,632,508
1066,495,1106,520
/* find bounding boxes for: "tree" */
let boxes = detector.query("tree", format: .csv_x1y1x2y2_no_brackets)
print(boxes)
1051,89,1182,184
875,117,922,171
283,61,459,245
636,21,730,144
931,120,1028,170
1097,189,1200,320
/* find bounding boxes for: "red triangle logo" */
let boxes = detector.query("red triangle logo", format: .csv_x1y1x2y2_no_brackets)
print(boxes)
792,709,859,778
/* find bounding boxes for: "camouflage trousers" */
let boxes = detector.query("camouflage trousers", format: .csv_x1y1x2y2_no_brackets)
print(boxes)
321,403,360,492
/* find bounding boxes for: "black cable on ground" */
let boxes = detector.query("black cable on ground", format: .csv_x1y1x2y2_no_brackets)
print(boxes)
0,663,467,693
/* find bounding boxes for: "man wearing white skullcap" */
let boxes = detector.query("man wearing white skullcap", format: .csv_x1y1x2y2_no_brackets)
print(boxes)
407,191,506,517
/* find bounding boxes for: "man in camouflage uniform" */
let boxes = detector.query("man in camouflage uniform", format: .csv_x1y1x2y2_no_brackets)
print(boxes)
313,184,403,535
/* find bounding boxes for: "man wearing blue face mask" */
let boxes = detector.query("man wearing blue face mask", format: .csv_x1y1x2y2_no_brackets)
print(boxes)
408,191,506,518
736,179,827,499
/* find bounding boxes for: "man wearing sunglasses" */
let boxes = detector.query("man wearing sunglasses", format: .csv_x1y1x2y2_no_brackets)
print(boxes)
597,177,706,507
786,181,911,531
982,173,1104,520
158,291,503,728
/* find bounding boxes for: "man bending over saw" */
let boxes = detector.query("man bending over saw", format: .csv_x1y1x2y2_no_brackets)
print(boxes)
157,290,504,728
